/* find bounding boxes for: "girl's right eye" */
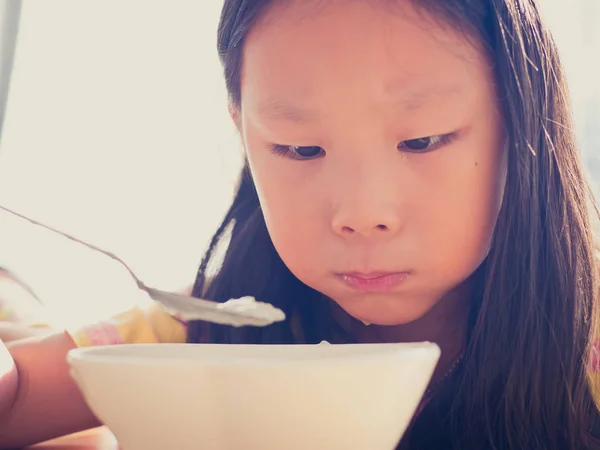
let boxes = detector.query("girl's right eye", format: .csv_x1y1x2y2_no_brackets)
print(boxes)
269,144,325,160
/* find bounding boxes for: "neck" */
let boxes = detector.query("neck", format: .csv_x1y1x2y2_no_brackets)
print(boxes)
334,279,474,382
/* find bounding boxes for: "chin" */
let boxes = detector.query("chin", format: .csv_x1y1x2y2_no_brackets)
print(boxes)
353,313,422,327
337,297,432,327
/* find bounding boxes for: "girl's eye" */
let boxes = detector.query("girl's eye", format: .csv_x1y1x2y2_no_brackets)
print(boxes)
270,144,325,160
397,133,456,153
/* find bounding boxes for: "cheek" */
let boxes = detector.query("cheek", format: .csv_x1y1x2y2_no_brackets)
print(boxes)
245,149,326,275
417,136,506,279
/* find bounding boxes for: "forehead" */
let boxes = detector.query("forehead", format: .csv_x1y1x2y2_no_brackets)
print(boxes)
240,0,491,118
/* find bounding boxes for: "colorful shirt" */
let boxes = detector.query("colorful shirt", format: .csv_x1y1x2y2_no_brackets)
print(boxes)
68,301,187,347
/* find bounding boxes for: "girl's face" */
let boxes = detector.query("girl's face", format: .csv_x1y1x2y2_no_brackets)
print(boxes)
237,0,506,326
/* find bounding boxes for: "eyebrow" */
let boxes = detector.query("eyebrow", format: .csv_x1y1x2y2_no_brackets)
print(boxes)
256,82,466,124
257,100,320,124
384,82,465,111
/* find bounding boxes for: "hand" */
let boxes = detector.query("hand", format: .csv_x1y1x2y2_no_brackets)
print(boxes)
0,337,18,419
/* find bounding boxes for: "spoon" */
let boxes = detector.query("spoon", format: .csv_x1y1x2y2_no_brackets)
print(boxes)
0,205,286,327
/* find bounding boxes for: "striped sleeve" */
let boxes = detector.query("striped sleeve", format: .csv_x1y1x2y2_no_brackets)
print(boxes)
68,301,187,347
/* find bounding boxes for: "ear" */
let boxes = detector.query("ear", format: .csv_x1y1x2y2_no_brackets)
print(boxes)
228,102,247,158
228,102,242,134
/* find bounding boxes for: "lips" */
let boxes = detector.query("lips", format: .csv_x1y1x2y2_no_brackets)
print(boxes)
341,271,400,280
335,271,410,292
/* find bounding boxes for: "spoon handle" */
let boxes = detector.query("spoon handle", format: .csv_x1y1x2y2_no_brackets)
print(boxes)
0,204,147,289
0,205,285,327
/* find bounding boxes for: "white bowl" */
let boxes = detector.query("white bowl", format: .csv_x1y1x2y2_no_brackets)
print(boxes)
68,342,440,450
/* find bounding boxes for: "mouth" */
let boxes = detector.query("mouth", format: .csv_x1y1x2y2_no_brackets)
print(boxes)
335,271,410,293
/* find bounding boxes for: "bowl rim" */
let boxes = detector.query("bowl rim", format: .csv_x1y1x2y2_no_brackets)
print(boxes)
67,342,441,367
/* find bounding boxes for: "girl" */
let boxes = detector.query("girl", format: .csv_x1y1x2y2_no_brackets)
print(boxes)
1,0,599,448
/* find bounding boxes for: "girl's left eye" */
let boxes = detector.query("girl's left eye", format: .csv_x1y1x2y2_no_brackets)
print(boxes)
397,133,457,153
269,144,325,160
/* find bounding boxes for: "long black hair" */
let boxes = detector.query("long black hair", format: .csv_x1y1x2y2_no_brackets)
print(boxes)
187,1,600,448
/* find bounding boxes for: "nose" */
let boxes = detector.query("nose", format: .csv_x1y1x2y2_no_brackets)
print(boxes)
330,163,403,240
332,219,397,238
